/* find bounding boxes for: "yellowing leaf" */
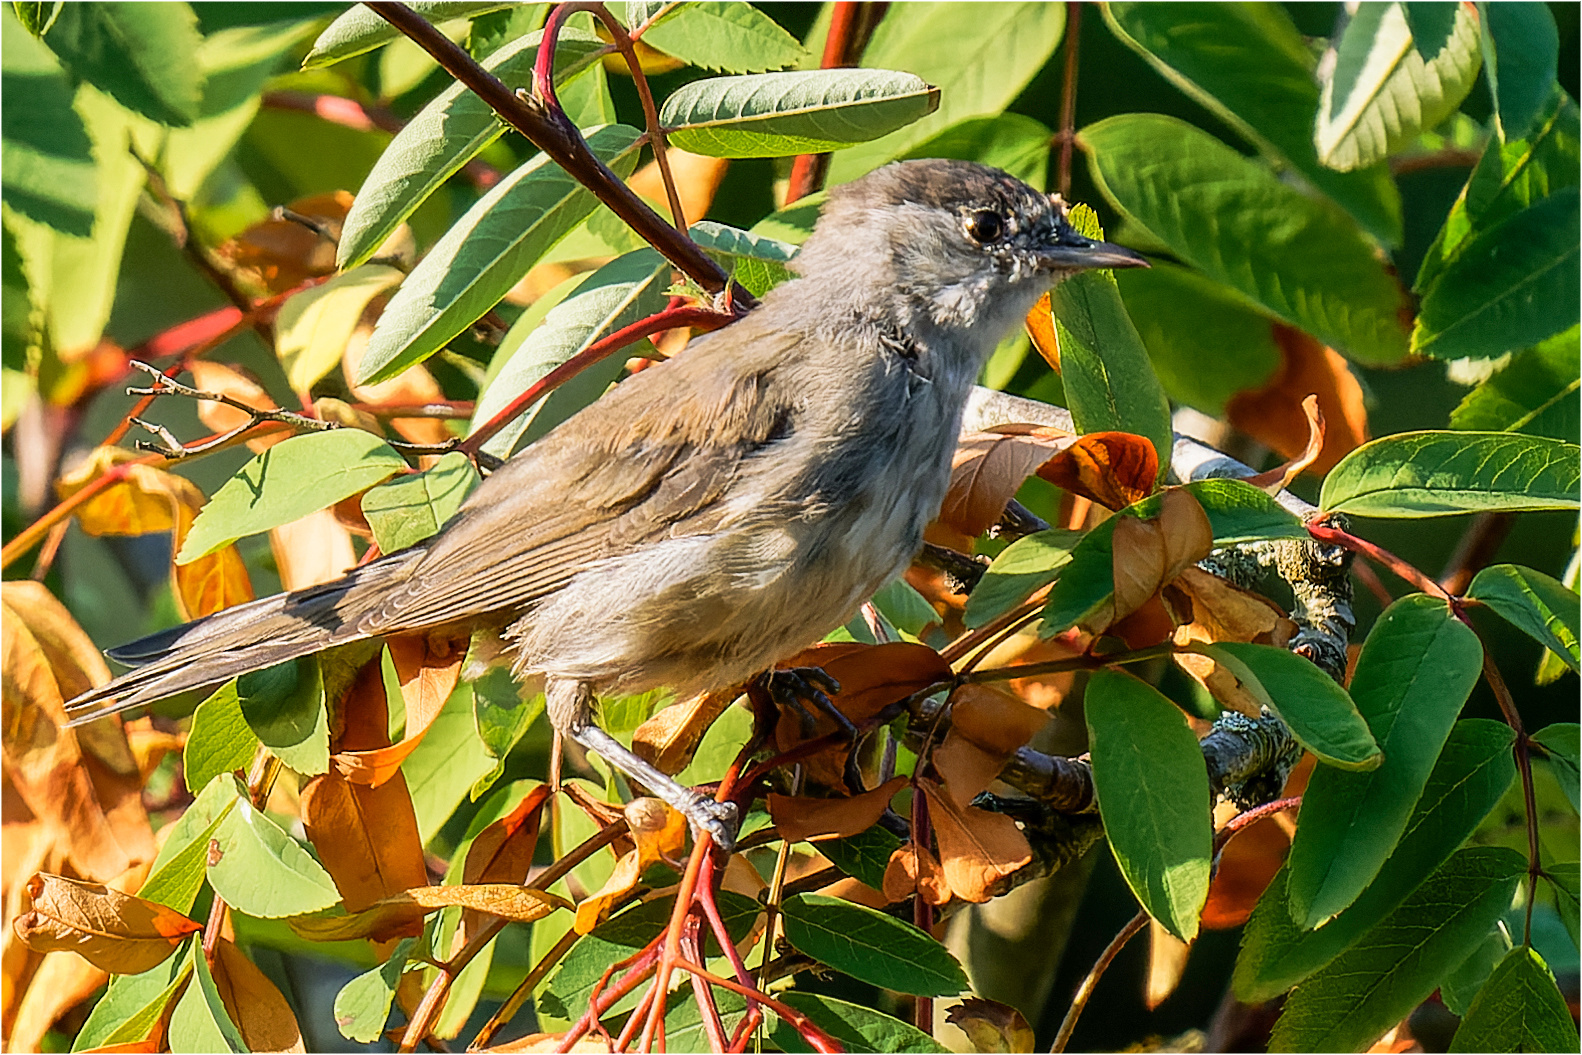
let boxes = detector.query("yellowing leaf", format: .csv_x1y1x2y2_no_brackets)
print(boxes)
275,265,404,393
290,885,569,942
13,873,199,975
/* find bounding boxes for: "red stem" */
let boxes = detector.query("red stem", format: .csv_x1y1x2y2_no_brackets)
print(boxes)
672,960,845,1053
784,1,864,204
459,304,732,455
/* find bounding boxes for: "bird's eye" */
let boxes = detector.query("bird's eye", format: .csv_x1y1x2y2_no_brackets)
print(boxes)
966,210,1004,244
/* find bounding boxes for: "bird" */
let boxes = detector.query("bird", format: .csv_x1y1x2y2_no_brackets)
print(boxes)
66,159,1148,849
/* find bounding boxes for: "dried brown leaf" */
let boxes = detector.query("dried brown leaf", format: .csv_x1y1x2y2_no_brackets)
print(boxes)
1145,920,1191,1010
1226,325,1367,476
1024,292,1058,371
187,361,284,454
12,874,198,975
269,507,357,591
1037,431,1159,511
882,840,950,907
300,770,429,940
331,636,461,786
1165,567,1296,718
945,996,1035,1053
293,886,569,942
922,781,1031,904
940,426,1075,538
633,687,742,775
767,776,908,844
211,938,306,1053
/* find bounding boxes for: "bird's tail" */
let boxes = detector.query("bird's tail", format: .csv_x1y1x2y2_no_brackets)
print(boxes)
65,549,425,726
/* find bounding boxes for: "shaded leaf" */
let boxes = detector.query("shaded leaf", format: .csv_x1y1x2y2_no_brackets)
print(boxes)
361,451,479,554
333,936,417,1043
1285,596,1482,928
1103,2,1402,244
779,992,951,1054
1482,1,1560,142
827,2,1065,183
1086,670,1212,941
821,825,904,893
1235,720,1517,1001
688,220,797,296
45,2,205,126
963,528,1084,630
1270,846,1527,1052
1450,328,1581,441
780,892,967,996
661,69,940,158
0,11,96,237
1531,723,1579,813
1319,430,1581,517
238,658,329,777
1080,113,1410,365
1450,943,1576,1052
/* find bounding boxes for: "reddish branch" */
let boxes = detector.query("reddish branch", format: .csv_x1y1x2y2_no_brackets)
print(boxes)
785,2,887,204
1055,1,1083,197
365,1,745,302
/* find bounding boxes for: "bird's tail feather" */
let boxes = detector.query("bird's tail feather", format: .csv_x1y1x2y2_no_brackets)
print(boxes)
65,550,422,725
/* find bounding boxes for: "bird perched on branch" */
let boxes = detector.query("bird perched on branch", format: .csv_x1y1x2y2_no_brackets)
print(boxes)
67,159,1147,849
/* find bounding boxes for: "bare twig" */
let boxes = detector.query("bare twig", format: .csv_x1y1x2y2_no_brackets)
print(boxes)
1055,1,1083,197
1051,909,1148,1052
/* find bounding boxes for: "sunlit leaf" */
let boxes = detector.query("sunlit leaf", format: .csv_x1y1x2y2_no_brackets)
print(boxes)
304,1,517,67
1450,328,1581,441
44,2,205,126
275,265,403,392
361,451,479,554
1468,564,1581,673
637,2,805,73
780,892,968,997
1319,431,1581,517
13,873,200,975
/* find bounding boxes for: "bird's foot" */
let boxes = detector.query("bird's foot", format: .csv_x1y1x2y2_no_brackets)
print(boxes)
680,792,741,853
766,666,850,738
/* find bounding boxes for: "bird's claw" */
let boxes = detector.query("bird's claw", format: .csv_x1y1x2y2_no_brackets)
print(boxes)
681,793,740,853
766,667,852,738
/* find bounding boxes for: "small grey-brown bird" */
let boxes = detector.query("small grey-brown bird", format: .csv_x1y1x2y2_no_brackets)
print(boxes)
66,160,1146,848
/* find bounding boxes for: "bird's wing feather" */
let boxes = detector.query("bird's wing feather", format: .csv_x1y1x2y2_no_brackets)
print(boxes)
356,323,800,634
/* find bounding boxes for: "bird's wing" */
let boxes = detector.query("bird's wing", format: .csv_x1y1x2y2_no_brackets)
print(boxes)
354,323,799,634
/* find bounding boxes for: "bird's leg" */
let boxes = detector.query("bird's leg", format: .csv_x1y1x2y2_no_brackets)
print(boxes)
764,667,850,738
546,676,740,851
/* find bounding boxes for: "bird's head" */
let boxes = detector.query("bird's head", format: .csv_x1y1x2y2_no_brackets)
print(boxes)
794,159,1148,334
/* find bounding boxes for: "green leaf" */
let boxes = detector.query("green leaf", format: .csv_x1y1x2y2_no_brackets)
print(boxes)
362,451,479,554
1,11,96,237
778,992,951,1054
1041,480,1307,637
1531,723,1580,813
44,2,205,126
688,220,797,296
964,528,1083,630
337,28,607,270
73,944,193,1051
1080,113,1410,365
275,264,405,391
471,669,542,800
1314,0,1482,172
1103,2,1402,245
638,2,806,73
1450,327,1581,441
1482,2,1560,143
1417,89,1578,293
138,776,242,915
208,789,341,918
1469,564,1581,673
1235,720,1517,1002
303,1,516,67
470,246,671,459
1285,596,1482,928
1050,207,1173,479
183,681,260,794
1319,430,1582,517
1114,263,1282,416
10,2,62,37
1440,923,1514,1015
895,113,1054,190
819,824,903,892
780,892,967,997
238,658,330,777
401,681,498,844
1085,669,1212,942
168,939,246,1053
1411,186,1580,361
358,123,643,385
1270,846,1527,1052
660,69,940,158
334,936,418,1042
1547,861,1580,947
177,429,407,562
826,2,1065,183
1450,945,1578,1052
871,578,939,637
1202,642,1379,770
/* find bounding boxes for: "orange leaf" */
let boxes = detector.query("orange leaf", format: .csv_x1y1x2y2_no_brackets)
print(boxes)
216,191,351,294
478,1032,614,1053
170,500,255,620
1037,431,1159,510
12,874,198,975
1243,394,1325,494
269,507,357,591
459,784,553,947
211,938,306,1053
767,776,908,843
1145,920,1191,1009
331,637,461,787
1083,488,1212,635
1202,812,1289,930
921,781,1031,904
574,797,686,934
1024,292,1059,372
633,686,743,775
628,149,730,227
187,361,285,454
1226,325,1368,476
933,685,1047,808
939,426,1075,538
300,771,429,940
1165,566,1297,718
882,840,950,907
343,333,452,447
292,885,570,942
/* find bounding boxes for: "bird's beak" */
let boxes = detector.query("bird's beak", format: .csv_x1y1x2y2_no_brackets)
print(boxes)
1036,231,1150,272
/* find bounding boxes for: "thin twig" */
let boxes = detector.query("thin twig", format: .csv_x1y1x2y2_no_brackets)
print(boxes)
1055,1,1083,198
1051,909,1148,1052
